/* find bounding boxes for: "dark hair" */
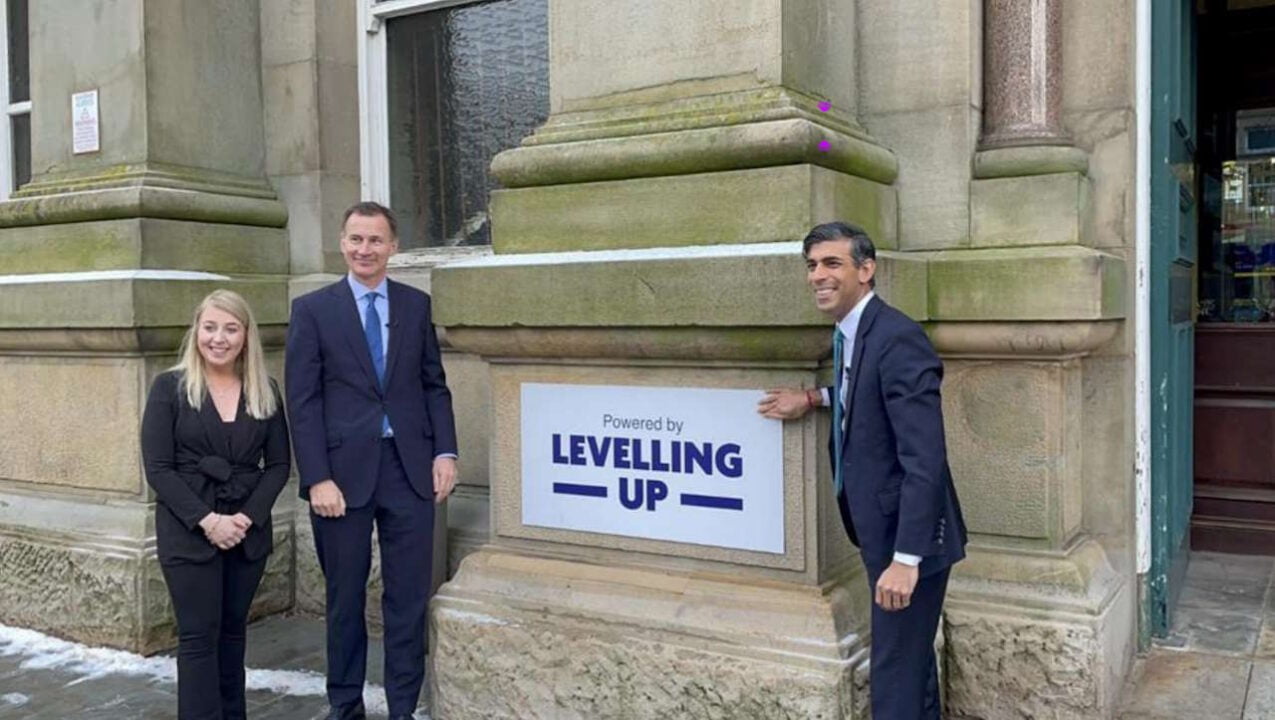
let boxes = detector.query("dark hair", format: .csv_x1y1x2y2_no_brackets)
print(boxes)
802,221,876,287
341,201,399,239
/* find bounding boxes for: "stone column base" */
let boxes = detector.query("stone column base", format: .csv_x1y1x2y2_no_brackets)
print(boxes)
431,549,872,719
0,487,294,653
944,538,1136,719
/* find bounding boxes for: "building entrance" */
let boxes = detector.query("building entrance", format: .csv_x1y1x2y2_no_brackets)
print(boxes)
1192,0,1275,556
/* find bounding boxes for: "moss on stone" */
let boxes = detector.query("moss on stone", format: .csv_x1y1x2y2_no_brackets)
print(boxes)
491,164,896,255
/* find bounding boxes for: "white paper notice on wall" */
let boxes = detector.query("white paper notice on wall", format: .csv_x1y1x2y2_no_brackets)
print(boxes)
520,382,785,554
72,90,100,155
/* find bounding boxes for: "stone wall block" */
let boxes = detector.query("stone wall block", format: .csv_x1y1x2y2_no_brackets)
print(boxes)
260,0,317,67
489,165,895,255
0,357,142,492
550,0,783,113
1061,0,1134,113
430,550,871,720
971,172,1090,248
0,536,143,649
946,610,1102,718
944,361,1058,541
316,60,360,174
945,570,1134,719
432,602,865,720
1066,109,1135,250
926,246,1125,321
863,105,979,251
857,0,980,115
263,61,322,176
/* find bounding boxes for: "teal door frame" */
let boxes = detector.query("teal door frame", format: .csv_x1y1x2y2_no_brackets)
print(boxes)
1148,0,1198,638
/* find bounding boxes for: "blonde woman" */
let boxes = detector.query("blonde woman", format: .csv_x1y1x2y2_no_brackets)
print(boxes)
141,289,290,720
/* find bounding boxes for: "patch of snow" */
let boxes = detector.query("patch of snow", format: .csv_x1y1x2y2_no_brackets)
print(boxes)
441,609,509,627
1,692,29,706
0,623,401,716
441,241,803,268
0,269,230,284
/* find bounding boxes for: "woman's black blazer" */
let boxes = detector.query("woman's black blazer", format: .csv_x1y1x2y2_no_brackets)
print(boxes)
141,370,291,565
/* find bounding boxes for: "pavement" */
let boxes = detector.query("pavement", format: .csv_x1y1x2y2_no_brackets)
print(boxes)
3,551,1274,718
0,614,430,719
1118,552,1275,719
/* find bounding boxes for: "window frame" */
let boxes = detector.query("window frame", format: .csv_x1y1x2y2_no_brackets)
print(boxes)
358,0,485,204
0,0,31,201
359,0,517,259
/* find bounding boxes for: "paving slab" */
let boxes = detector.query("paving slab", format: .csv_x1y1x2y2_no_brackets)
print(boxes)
1179,552,1274,612
1244,661,1275,720
1164,604,1263,656
1118,649,1250,720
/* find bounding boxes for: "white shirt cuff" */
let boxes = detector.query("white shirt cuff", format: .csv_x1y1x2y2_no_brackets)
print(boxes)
893,552,922,566
435,453,458,460
820,387,831,407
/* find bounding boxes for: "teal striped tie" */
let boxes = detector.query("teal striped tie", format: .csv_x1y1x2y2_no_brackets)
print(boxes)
832,328,845,495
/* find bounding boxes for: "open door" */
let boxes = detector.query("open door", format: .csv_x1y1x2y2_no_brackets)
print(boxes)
1148,0,1198,636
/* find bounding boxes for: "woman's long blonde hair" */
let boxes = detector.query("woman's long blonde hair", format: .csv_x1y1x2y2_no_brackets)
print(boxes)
170,289,279,419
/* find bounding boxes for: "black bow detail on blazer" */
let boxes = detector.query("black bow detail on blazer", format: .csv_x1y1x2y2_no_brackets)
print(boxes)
188,455,259,504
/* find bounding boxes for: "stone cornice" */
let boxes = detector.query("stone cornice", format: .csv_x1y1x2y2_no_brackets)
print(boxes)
494,117,899,188
432,244,1124,361
0,162,288,228
0,272,289,331
927,321,1121,359
493,87,897,189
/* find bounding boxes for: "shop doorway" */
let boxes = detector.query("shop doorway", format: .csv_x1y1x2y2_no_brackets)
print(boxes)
1191,1,1275,557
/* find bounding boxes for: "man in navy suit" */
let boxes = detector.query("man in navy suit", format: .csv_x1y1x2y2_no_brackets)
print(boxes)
759,221,966,720
286,202,458,720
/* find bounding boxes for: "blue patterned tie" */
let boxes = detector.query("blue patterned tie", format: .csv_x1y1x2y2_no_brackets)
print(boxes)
364,293,390,435
832,327,845,495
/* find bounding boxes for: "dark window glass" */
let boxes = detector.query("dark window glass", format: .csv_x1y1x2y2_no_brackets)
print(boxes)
12,111,30,190
8,0,28,103
1250,128,1275,152
386,0,549,248
1198,159,1275,323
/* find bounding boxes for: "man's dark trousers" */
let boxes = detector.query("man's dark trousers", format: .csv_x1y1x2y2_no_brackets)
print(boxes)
864,560,949,720
312,438,433,716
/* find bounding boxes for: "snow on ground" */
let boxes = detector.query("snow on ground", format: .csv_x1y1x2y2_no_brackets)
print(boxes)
1,692,29,707
0,623,393,715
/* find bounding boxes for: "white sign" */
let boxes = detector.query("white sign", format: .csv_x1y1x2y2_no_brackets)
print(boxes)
521,383,785,554
72,90,100,154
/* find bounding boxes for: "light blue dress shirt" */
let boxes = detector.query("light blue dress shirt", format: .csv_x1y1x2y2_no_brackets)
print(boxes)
346,274,457,460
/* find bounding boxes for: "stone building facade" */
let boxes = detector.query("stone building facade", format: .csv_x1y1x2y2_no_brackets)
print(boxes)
0,0,1195,718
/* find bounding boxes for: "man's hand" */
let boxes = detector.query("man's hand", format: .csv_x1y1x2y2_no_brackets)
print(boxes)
309,479,346,518
757,388,819,420
433,456,458,502
875,561,920,612
229,513,253,532
200,513,247,550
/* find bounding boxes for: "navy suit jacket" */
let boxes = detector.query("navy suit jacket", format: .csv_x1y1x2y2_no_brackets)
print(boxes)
286,278,457,508
830,296,967,577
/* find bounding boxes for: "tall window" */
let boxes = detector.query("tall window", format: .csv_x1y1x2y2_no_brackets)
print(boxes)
0,0,30,200
361,0,549,250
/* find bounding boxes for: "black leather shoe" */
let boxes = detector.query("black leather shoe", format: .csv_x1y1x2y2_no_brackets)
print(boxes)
324,701,366,720
388,715,416,720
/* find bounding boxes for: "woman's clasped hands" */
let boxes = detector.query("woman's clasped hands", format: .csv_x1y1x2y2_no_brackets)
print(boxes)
198,512,253,550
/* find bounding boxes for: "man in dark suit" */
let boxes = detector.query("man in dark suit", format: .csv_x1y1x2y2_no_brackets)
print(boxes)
286,201,458,720
759,221,966,720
